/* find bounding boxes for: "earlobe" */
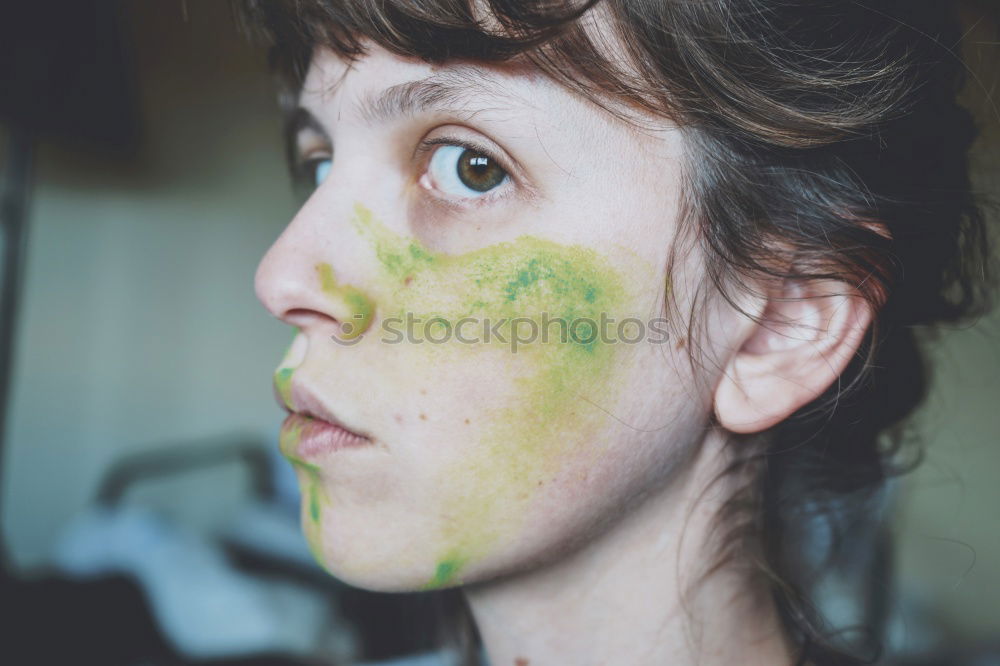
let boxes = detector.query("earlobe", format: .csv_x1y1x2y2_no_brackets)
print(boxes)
713,279,874,434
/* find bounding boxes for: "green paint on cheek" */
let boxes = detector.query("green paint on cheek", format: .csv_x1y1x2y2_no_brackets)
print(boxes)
316,262,374,339
352,204,436,280
407,242,436,266
351,201,642,579
352,201,625,353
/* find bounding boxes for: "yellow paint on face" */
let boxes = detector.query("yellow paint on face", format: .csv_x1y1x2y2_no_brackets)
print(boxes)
316,262,374,340
274,367,294,410
279,417,331,570
350,202,641,588
273,329,299,411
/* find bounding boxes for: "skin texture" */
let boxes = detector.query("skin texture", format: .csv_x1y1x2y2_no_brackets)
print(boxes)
350,201,641,588
254,40,869,666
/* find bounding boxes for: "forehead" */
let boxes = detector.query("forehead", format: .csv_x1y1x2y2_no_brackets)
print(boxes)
295,41,682,170
299,44,547,121
294,41,669,151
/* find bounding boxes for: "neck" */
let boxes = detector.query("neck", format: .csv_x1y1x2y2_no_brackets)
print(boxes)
462,428,799,666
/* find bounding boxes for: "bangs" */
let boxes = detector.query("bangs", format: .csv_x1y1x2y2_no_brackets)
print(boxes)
236,0,673,125
235,0,911,147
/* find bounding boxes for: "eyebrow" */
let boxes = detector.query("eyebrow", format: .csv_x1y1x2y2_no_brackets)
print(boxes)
285,67,518,143
356,68,511,125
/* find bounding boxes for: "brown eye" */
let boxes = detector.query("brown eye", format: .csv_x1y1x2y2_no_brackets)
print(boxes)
427,144,509,197
456,149,507,192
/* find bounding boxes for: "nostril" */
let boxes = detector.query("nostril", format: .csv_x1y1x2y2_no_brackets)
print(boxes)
282,307,340,329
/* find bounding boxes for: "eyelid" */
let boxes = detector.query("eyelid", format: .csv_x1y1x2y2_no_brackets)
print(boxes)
292,138,332,185
417,135,511,172
294,122,329,153
298,148,331,165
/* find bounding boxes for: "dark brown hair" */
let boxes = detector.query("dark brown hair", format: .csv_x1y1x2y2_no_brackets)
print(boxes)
236,1,995,664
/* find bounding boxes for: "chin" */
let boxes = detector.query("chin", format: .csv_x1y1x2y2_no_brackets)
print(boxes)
299,515,465,592
313,551,476,593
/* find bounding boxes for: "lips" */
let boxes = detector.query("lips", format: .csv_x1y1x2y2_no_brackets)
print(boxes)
281,412,371,458
277,378,373,459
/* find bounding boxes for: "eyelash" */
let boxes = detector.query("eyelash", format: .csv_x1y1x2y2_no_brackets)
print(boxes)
294,134,515,204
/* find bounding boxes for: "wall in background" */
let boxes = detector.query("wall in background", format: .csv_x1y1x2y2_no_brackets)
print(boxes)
890,8,1000,644
1,1,296,566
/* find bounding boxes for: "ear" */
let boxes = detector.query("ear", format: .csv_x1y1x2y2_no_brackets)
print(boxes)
713,279,874,434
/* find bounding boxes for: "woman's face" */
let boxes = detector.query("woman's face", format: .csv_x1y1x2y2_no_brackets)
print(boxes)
255,43,735,591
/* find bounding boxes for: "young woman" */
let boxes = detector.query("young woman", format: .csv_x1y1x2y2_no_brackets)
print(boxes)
242,2,992,664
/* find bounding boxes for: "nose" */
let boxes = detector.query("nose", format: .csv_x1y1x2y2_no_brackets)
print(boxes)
255,190,375,338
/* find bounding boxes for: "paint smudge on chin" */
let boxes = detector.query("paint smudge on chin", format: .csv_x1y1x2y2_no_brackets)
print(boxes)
279,418,331,569
421,551,470,590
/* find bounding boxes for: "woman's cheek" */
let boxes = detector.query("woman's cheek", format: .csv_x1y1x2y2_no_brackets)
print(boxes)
352,202,650,588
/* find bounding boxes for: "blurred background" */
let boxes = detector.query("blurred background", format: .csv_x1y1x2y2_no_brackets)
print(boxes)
0,2,996,665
